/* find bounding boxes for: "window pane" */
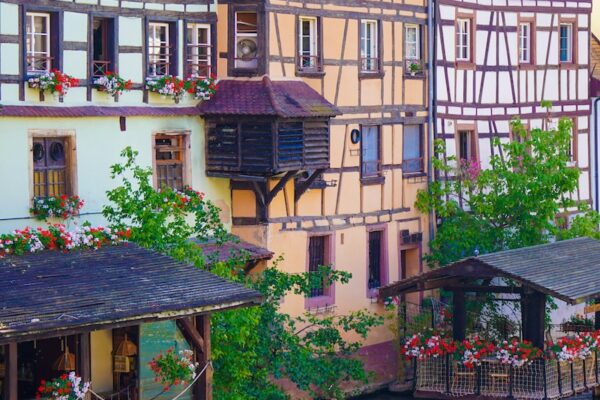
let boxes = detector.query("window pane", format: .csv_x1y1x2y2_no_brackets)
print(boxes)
308,236,326,297
237,12,257,34
34,16,47,34
368,231,382,289
155,135,185,190
362,126,379,176
33,138,69,198
403,126,421,160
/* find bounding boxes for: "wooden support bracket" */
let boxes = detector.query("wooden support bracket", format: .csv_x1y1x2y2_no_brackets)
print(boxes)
294,168,326,202
176,318,206,354
265,171,296,205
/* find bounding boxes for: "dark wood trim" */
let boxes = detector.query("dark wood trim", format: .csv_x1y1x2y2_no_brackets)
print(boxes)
196,315,213,400
295,169,326,202
63,41,87,51
265,4,426,24
0,34,19,43
267,171,296,205
78,333,91,386
227,3,266,77
437,0,591,13
119,45,143,53
4,343,16,400
176,317,206,353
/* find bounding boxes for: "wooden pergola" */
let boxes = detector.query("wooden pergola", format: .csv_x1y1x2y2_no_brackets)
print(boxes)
379,237,600,347
0,244,262,400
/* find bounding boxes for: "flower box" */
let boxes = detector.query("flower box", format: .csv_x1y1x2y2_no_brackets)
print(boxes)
27,70,79,97
94,71,132,98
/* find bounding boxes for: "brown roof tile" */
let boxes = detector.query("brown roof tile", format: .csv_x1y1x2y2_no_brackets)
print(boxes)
197,76,341,118
0,105,200,118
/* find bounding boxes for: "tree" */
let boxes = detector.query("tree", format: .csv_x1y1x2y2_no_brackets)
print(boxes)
103,148,383,399
416,116,598,268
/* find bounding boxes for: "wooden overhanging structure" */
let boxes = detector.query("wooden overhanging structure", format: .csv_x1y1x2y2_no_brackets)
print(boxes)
0,244,262,400
379,237,600,348
199,77,341,217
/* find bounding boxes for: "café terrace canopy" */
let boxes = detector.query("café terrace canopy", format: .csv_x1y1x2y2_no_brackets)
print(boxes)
0,244,262,345
379,237,600,305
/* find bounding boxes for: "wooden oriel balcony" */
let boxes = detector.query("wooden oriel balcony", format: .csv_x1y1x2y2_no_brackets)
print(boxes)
199,77,341,179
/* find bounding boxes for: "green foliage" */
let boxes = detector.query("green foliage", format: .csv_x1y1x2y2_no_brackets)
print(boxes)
416,117,598,267
103,148,383,399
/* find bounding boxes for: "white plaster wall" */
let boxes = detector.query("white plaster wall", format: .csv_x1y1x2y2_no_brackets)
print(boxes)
0,116,232,232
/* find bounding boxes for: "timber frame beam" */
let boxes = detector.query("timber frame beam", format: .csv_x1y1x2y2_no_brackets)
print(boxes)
295,168,326,203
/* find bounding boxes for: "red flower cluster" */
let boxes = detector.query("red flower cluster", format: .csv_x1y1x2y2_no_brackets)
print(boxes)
28,69,79,96
36,372,89,399
457,337,497,368
94,70,133,97
547,330,599,362
30,195,85,221
149,348,198,392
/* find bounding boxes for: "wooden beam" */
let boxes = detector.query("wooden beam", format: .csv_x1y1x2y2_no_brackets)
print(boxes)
176,318,206,354
78,333,91,385
443,285,523,294
295,168,326,202
521,291,546,348
265,171,296,205
4,343,16,400
452,291,467,341
196,314,213,400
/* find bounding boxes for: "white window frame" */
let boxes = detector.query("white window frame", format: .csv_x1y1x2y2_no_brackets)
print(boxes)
360,20,379,72
186,23,211,77
519,22,531,63
148,22,170,76
405,24,420,60
299,16,318,70
456,18,471,62
235,11,258,69
26,12,51,73
559,23,573,63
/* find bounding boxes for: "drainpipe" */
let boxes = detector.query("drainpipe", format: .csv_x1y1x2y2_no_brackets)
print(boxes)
594,97,600,213
427,0,437,245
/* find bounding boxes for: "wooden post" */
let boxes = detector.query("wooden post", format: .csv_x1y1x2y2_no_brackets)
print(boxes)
196,314,212,400
78,333,91,384
452,290,466,341
521,290,546,349
4,343,17,400
595,298,600,331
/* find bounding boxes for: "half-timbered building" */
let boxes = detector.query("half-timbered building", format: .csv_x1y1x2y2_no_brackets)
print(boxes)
434,0,593,211
203,0,431,383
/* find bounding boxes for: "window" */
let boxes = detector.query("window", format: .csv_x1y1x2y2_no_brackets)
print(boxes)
456,18,471,62
91,17,115,77
403,125,423,173
405,25,420,61
361,126,381,179
148,22,173,76
32,137,71,198
154,135,188,190
308,236,329,298
298,17,319,71
26,12,51,73
360,20,379,72
458,130,476,161
367,230,385,294
559,23,573,63
567,119,577,162
519,22,532,64
235,12,258,69
186,23,212,77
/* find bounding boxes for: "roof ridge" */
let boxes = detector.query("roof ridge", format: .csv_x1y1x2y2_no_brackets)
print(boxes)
262,75,284,117
477,237,592,259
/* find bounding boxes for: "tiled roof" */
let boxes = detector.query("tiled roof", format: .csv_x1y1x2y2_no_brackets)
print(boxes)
0,105,199,118
0,244,262,343
380,237,600,305
193,237,274,264
591,34,600,96
197,76,341,118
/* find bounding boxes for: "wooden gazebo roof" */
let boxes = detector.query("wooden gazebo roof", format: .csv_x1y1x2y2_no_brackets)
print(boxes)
0,244,262,344
379,237,600,305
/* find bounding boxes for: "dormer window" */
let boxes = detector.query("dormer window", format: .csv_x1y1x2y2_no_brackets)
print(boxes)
235,12,258,70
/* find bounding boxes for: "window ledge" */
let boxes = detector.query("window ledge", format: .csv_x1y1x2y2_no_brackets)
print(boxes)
296,70,326,78
361,175,385,186
403,171,426,177
559,63,578,70
359,71,385,80
305,294,334,309
229,68,260,77
404,73,425,80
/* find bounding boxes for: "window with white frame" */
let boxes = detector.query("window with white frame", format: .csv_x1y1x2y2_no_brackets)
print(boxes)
559,23,573,63
186,24,211,77
235,11,259,69
405,25,420,60
299,17,319,70
360,20,379,72
26,12,51,73
519,22,532,64
148,22,171,76
456,18,471,62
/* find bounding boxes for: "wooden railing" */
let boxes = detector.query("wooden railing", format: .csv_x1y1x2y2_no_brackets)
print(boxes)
298,54,321,71
360,57,380,72
92,60,111,77
26,54,53,73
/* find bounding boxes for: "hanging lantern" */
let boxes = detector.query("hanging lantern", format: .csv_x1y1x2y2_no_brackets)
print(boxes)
115,334,137,356
53,345,75,371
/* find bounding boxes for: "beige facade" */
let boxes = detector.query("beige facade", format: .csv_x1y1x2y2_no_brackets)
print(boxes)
213,0,431,359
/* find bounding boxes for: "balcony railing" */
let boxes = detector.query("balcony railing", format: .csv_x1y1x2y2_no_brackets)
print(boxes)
26,54,53,74
360,57,380,73
92,60,111,77
298,54,321,71
186,62,212,78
